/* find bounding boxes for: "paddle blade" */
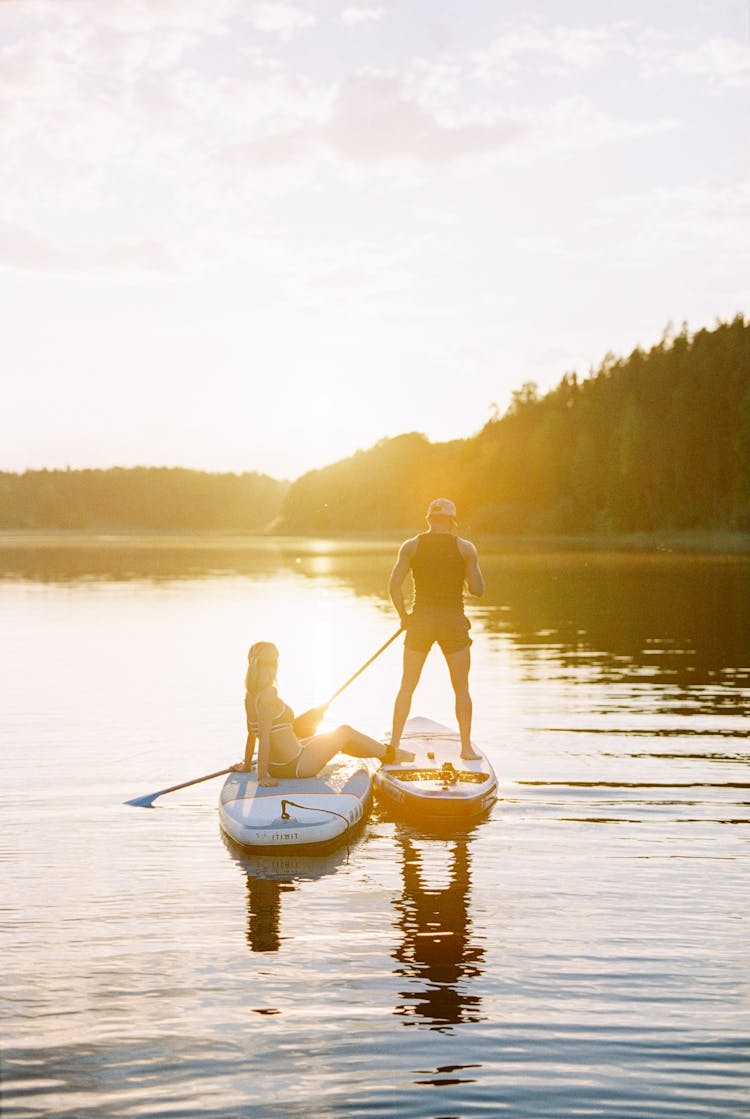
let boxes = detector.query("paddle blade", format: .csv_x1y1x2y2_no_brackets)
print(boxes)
293,704,328,738
125,792,160,808
124,766,234,808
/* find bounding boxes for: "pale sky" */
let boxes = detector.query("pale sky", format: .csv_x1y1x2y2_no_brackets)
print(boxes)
2,0,748,481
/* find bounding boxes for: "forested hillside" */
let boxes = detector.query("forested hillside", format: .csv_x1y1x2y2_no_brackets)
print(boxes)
4,316,747,536
0,467,287,532
279,315,750,534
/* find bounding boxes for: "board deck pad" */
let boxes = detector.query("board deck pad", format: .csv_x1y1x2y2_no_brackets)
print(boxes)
219,755,377,851
374,716,497,821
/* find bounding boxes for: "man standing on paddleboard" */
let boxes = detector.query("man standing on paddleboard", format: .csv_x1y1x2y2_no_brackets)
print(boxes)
387,498,484,761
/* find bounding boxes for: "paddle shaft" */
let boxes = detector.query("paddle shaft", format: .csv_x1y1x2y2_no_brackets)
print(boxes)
292,627,403,737
324,627,403,706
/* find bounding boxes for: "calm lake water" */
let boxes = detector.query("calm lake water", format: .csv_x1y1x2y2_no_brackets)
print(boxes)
2,536,749,1119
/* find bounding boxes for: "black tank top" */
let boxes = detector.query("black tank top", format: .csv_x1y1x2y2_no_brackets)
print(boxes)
410,533,465,610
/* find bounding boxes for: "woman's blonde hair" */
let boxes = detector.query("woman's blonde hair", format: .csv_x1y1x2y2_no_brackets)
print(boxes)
245,641,279,694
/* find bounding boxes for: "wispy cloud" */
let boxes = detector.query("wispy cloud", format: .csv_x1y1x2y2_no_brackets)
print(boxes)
596,179,750,268
223,70,673,175
340,5,384,28
250,2,316,37
472,20,750,88
472,22,622,83
669,36,750,87
0,3,740,282
0,220,175,272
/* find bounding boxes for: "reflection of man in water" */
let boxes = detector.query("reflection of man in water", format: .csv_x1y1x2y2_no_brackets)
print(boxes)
392,833,485,1030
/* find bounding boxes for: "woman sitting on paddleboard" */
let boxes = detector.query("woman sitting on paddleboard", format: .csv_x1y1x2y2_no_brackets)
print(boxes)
235,642,411,786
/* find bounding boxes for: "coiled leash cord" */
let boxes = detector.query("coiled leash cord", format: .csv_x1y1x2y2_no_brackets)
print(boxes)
280,799,354,857
280,799,352,828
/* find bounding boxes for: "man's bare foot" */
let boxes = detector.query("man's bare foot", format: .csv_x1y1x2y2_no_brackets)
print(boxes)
460,747,482,762
382,744,415,764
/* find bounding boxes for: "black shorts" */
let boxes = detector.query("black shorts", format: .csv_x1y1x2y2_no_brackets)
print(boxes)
404,608,471,656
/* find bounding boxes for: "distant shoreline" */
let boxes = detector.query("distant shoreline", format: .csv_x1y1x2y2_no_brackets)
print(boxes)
2,528,749,554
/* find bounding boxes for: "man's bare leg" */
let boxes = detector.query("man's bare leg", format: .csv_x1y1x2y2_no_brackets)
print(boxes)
389,648,428,749
446,646,481,760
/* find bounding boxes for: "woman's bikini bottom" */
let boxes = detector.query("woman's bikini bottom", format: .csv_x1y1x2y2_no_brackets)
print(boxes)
267,749,303,780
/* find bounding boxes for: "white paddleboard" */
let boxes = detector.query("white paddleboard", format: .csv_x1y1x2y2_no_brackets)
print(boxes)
374,716,497,823
219,755,376,851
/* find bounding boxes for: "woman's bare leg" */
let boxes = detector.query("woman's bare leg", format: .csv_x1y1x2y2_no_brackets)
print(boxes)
297,725,413,777
296,725,383,778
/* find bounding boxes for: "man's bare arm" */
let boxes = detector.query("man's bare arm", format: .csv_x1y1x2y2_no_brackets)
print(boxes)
459,539,485,598
389,538,417,625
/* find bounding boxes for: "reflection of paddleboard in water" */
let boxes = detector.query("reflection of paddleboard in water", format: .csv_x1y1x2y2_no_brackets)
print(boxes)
219,755,376,851
220,828,352,882
374,717,497,823
220,828,355,954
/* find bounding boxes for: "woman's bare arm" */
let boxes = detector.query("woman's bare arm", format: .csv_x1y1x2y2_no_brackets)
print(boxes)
255,687,277,786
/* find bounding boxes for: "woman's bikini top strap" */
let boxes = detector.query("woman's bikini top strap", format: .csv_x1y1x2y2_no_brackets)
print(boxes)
247,689,294,733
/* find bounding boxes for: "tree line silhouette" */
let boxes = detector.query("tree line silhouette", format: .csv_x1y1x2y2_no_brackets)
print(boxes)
0,467,286,532
280,315,750,535
3,315,748,536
